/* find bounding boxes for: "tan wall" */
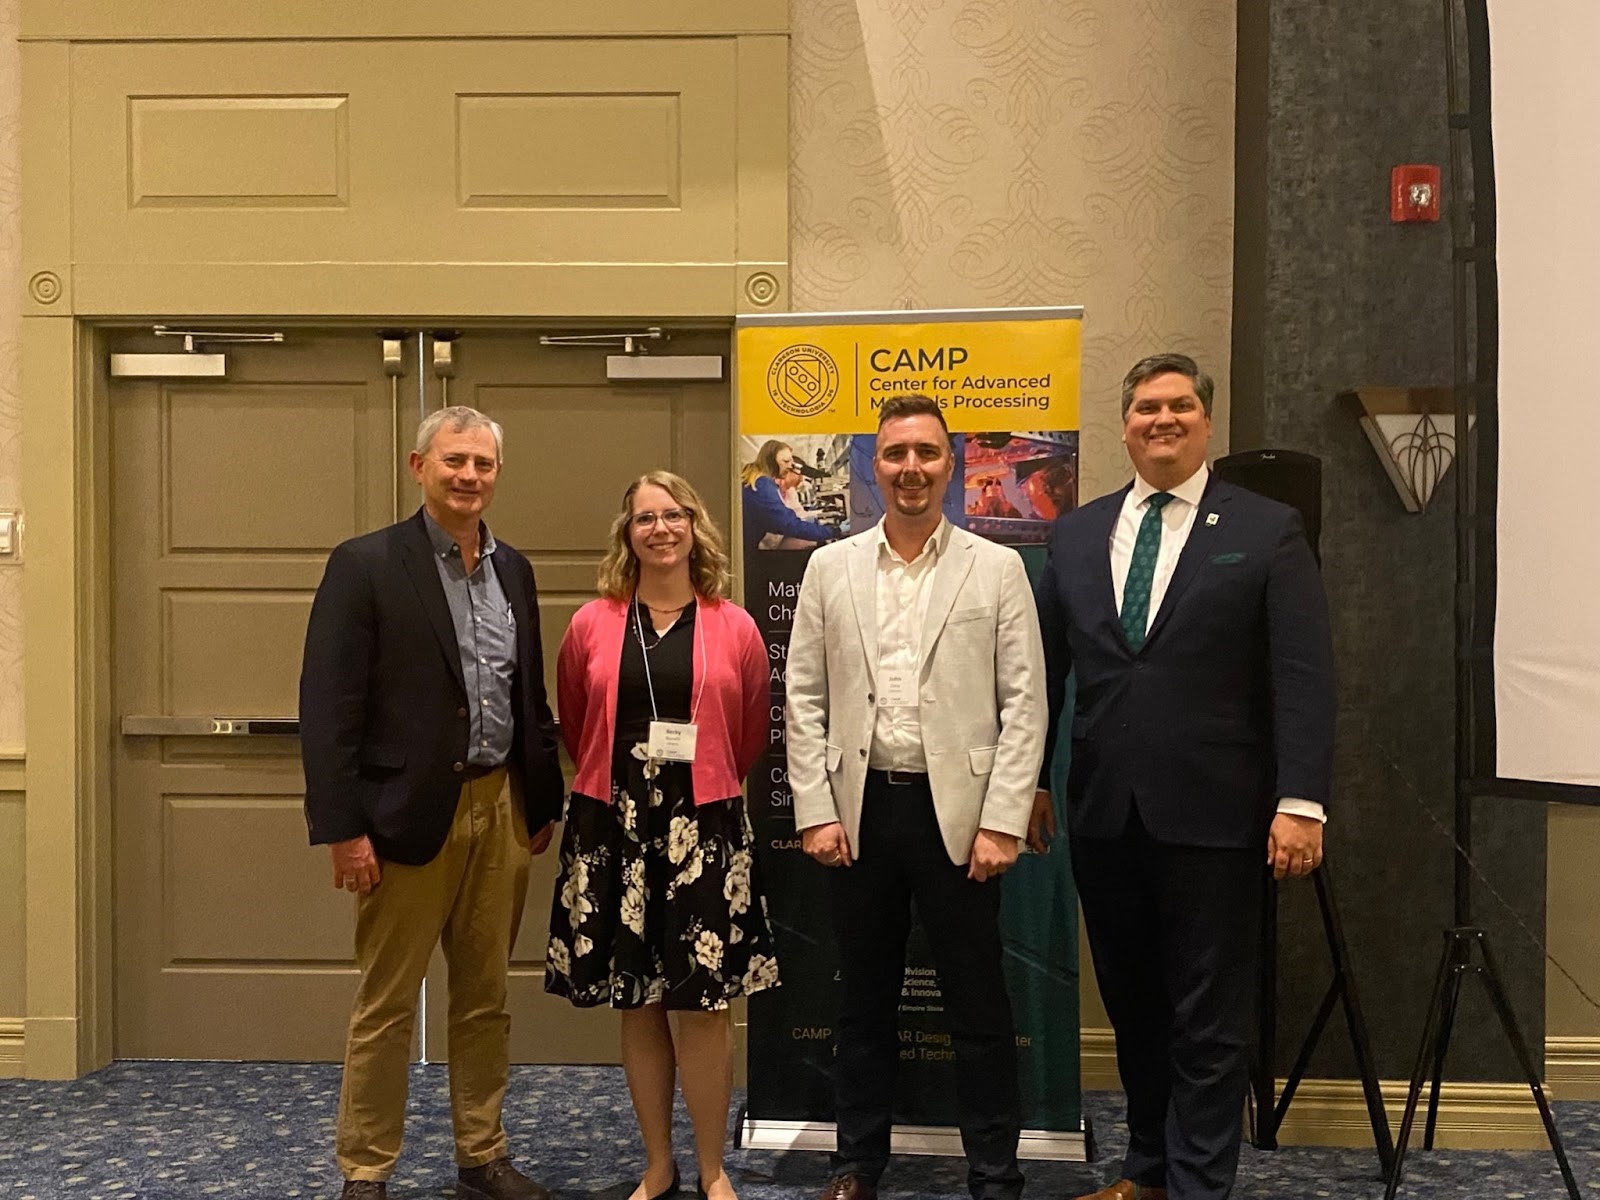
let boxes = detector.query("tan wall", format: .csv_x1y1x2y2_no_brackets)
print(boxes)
1548,806,1600,1037
0,786,19,1077
1,0,27,1070
1547,807,1600,1099
1,2,22,742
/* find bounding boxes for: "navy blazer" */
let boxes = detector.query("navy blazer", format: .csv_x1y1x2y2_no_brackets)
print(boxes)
300,509,566,865
1034,475,1335,849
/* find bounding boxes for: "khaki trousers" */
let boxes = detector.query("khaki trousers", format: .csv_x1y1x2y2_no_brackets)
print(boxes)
336,768,530,1182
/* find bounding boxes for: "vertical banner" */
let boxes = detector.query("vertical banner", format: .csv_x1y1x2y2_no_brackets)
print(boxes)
736,308,1087,1159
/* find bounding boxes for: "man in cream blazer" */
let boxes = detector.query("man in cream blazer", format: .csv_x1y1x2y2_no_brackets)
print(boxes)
786,395,1046,1200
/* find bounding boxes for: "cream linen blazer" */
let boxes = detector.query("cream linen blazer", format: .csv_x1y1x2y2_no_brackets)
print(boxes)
785,522,1047,864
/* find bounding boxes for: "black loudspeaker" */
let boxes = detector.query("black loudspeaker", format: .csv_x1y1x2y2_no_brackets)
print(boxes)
1213,448,1322,562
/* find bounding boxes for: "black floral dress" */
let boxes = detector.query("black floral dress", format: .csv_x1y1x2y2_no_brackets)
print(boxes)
545,599,780,1010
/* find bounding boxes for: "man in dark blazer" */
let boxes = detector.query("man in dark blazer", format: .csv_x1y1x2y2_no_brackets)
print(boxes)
301,406,565,1200
1030,354,1334,1200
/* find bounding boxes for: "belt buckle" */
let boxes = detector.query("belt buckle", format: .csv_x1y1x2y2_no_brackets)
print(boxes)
885,769,915,785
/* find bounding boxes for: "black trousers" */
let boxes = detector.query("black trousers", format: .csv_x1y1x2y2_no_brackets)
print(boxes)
828,771,1023,1200
1071,809,1263,1200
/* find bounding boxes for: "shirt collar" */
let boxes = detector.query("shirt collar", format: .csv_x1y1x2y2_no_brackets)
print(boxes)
422,508,496,560
875,516,949,565
1131,463,1209,509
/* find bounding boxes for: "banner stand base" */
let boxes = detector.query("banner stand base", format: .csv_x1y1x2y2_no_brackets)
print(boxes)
735,1116,1090,1162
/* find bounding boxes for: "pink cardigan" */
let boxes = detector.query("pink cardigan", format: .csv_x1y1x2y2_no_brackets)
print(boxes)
557,595,769,805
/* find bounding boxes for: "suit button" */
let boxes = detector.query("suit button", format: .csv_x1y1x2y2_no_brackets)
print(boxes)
453,761,465,772
458,707,468,718
867,693,874,704
858,748,867,758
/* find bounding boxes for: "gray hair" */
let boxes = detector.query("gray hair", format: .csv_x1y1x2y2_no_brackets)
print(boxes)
415,406,505,462
1120,353,1215,418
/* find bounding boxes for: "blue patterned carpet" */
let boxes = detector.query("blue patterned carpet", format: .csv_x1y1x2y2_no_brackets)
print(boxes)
0,1063,1595,1199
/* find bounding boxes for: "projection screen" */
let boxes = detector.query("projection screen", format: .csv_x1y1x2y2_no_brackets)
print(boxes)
1486,0,1600,789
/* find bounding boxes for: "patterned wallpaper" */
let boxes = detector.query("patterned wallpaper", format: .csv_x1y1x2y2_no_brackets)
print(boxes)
789,0,1236,502
0,0,23,749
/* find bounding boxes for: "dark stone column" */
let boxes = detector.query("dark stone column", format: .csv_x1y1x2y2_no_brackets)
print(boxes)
1232,0,1545,1081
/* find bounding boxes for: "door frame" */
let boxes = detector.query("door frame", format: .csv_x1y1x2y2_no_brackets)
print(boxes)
19,13,788,1078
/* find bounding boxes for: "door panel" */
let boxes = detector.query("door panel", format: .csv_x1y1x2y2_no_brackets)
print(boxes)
422,329,733,1064
112,333,395,1059
164,383,378,550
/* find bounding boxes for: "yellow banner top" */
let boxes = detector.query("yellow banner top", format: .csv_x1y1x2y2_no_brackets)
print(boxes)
737,316,1081,435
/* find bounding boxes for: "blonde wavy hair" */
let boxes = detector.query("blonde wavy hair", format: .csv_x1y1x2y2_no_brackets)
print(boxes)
597,471,733,601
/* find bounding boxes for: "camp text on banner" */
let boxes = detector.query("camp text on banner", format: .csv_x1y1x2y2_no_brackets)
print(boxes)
738,315,1082,435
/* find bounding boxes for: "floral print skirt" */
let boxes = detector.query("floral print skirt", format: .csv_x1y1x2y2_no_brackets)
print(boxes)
544,743,780,1011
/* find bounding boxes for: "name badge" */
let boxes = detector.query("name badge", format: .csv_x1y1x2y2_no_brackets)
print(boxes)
647,720,699,763
878,668,918,708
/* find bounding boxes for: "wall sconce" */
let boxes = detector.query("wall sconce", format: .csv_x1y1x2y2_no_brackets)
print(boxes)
1342,387,1472,514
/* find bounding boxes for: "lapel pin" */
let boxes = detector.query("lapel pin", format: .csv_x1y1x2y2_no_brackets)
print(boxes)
1205,512,1219,526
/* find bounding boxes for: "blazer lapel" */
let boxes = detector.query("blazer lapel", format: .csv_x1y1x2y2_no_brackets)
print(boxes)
846,534,880,686
400,514,468,694
918,528,975,666
1144,478,1229,649
1086,486,1131,651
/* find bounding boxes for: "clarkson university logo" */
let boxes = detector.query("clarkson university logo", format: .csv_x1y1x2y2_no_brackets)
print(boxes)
766,344,840,418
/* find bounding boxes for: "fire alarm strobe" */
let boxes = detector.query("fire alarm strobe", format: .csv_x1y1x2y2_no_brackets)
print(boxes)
1391,164,1442,222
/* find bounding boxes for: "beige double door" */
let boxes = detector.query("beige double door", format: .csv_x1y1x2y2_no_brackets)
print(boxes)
111,326,732,1061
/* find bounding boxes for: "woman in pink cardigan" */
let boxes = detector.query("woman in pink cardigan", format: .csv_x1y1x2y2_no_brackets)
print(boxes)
548,470,778,1200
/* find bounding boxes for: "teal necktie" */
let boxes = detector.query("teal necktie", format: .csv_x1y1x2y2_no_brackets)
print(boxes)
1119,492,1174,650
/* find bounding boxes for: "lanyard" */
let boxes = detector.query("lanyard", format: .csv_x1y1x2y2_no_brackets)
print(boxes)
631,594,707,725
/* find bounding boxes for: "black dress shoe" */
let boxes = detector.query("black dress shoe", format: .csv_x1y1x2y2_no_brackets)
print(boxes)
457,1158,551,1200
340,1183,386,1200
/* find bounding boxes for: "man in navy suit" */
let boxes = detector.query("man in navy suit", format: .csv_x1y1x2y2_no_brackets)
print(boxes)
1030,354,1334,1200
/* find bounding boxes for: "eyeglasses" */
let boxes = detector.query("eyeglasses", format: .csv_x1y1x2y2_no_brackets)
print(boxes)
631,508,691,531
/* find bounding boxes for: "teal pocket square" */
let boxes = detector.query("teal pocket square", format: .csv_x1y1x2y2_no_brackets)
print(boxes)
1210,552,1246,565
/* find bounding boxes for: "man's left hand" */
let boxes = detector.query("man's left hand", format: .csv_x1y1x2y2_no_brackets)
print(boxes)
529,821,556,856
968,828,1019,882
1267,812,1323,880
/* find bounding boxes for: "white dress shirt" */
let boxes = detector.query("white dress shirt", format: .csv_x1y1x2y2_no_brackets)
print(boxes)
1115,465,1326,825
868,519,946,772
1112,467,1209,631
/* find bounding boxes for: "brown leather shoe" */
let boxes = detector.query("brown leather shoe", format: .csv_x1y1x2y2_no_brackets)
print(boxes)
1072,1182,1167,1200
819,1175,878,1200
458,1158,551,1200
340,1183,386,1200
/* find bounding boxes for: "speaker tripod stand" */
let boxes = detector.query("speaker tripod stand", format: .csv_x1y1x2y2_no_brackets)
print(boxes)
1249,861,1395,1183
